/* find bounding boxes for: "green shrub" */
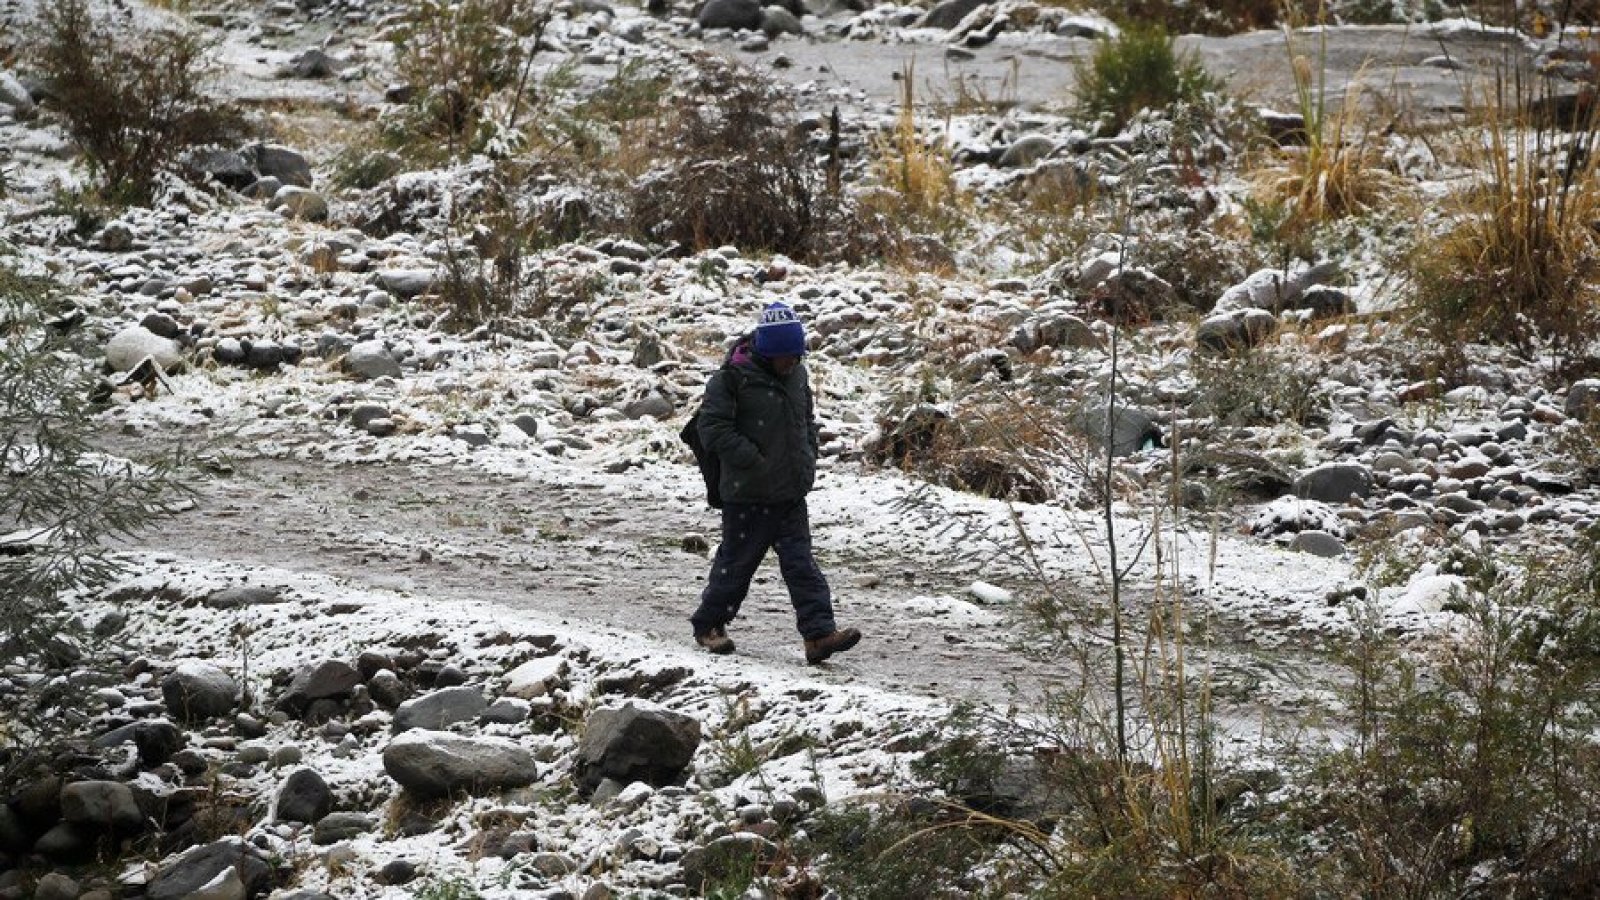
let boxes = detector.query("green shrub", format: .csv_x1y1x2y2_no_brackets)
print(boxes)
32,0,243,205
1,267,188,790
387,0,552,161
1302,542,1600,894
1073,23,1218,134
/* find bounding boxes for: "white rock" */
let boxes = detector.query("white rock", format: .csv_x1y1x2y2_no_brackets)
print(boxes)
104,326,182,373
968,581,1013,605
504,656,567,700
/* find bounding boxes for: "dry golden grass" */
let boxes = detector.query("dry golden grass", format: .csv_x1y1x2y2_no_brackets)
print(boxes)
1408,74,1600,350
865,62,966,229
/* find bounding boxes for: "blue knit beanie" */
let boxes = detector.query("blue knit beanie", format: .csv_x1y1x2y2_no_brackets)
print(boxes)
753,302,806,357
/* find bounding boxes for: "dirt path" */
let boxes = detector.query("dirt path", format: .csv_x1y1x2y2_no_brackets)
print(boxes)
103,422,1348,742
117,439,1064,707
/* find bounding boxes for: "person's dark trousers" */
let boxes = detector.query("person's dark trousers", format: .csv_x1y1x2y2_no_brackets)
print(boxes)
691,499,837,640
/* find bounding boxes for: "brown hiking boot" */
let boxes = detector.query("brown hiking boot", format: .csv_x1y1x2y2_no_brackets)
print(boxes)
695,626,735,655
804,627,861,664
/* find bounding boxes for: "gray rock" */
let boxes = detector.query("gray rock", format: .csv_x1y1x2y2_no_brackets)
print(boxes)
1295,463,1374,503
312,812,375,845
0,71,36,116
98,222,134,252
1288,530,1346,557
394,685,487,732
33,823,87,859
1215,262,1340,313
482,698,532,725
183,148,254,189
920,0,987,29
1294,285,1355,320
32,873,78,900
761,5,803,36
246,143,313,188
286,48,342,79
375,269,437,299
350,404,390,431
60,781,143,832
1195,309,1277,355
105,325,183,374
623,393,674,420
376,859,418,885
146,838,271,900
95,718,184,767
367,669,408,709
345,340,401,380
998,134,1055,168
697,0,762,30
214,338,246,366
273,186,330,222
280,660,360,714
512,414,540,438
161,662,238,723
451,425,491,448
382,730,538,798
1071,404,1162,457
275,768,333,824
205,585,284,609
1012,313,1096,352
575,704,701,796
1566,379,1600,420
186,868,245,900
139,312,183,340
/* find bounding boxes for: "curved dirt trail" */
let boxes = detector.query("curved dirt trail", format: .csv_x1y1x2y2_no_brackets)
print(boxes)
118,443,1062,710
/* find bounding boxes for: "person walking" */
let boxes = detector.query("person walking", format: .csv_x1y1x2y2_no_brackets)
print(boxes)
689,302,861,664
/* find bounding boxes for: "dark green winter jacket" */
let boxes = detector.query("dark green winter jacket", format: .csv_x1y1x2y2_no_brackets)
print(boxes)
696,345,820,505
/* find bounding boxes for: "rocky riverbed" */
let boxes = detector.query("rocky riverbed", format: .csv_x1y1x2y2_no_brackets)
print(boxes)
6,0,1600,896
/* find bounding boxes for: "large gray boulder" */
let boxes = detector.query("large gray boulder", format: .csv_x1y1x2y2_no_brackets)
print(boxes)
997,134,1055,168
383,730,538,798
274,768,333,824
105,325,183,374
697,0,762,30
60,781,143,832
393,685,488,732
761,5,803,36
375,269,437,299
1195,309,1278,355
0,71,36,116
1294,462,1374,503
1566,379,1600,420
575,704,701,796
278,660,360,714
1070,404,1162,457
146,838,272,900
345,340,402,380
245,143,313,188
920,0,987,29
272,186,329,222
161,662,238,723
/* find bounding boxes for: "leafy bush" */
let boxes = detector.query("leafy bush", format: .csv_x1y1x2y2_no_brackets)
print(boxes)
32,0,243,204
626,55,858,261
1191,345,1329,427
1073,23,1217,134
1302,540,1600,894
1,267,187,790
1407,77,1600,352
387,0,552,161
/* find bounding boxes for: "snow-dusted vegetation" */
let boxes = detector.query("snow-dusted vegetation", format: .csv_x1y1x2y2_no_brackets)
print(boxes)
6,0,1600,896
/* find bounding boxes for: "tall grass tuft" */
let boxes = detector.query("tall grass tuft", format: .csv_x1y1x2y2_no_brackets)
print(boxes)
1407,71,1600,352
1251,9,1397,228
